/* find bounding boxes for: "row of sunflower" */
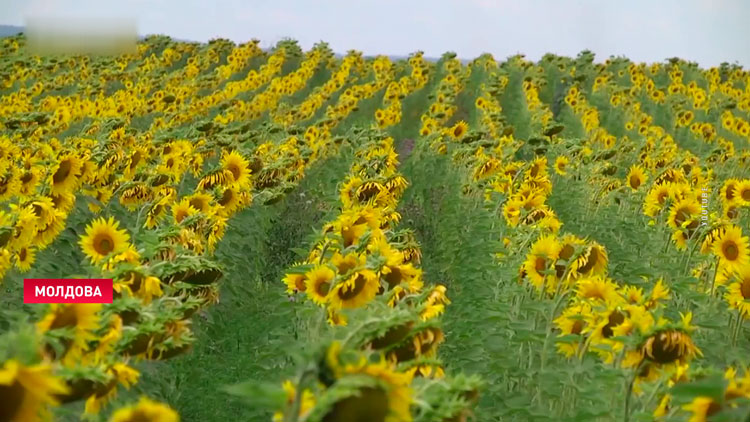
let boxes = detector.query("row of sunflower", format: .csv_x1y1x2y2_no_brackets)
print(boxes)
273,130,480,422
536,53,750,419
374,52,431,129
0,37,284,281
0,36,419,421
418,53,468,138
534,54,750,419
213,42,331,125
272,51,368,127
416,50,750,420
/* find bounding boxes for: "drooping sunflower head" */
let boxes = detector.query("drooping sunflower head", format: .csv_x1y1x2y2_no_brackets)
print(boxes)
315,340,415,420
641,329,700,365
145,196,172,229
37,303,103,361
573,243,609,277
79,217,131,264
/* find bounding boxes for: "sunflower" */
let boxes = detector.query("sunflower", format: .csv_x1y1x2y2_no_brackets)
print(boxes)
49,154,82,194
382,263,422,292
222,150,251,189
5,205,37,251
641,315,701,365
37,303,102,362
50,191,76,214
523,234,562,292
576,276,620,304
172,199,198,224
34,208,66,250
331,252,366,277
120,184,153,210
681,397,722,422
712,225,750,273
626,165,647,190
667,198,701,231
216,186,241,216
553,156,569,176
283,271,307,294
272,380,316,422
305,265,336,306
18,167,41,197
110,397,179,422
120,271,164,304
76,364,131,411
27,198,54,230
79,217,131,264
145,196,171,229
322,344,413,422
0,359,69,422
0,169,21,203
644,183,673,217
725,267,750,318
554,302,592,358
735,179,750,205
14,245,35,272
332,212,372,248
572,243,608,277
720,178,740,202
672,230,688,250
329,269,380,310
448,121,468,139
526,156,549,180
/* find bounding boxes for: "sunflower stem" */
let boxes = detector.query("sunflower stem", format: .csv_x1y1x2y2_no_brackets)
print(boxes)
732,311,743,346
709,256,719,298
540,290,570,371
682,232,702,276
624,359,646,422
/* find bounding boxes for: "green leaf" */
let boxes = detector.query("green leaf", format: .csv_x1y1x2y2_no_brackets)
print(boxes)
670,374,727,402
222,380,287,409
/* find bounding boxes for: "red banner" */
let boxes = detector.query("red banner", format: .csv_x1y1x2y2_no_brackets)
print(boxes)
23,279,113,304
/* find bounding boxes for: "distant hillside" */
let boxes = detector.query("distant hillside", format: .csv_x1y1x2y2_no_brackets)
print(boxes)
0,25,23,37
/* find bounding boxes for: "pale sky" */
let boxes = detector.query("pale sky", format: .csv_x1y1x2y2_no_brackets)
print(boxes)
1,0,749,67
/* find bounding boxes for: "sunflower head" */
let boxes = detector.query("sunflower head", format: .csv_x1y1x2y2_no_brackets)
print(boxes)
79,217,131,264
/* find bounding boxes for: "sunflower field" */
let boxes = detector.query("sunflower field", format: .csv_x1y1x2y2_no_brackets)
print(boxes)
1,33,750,422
